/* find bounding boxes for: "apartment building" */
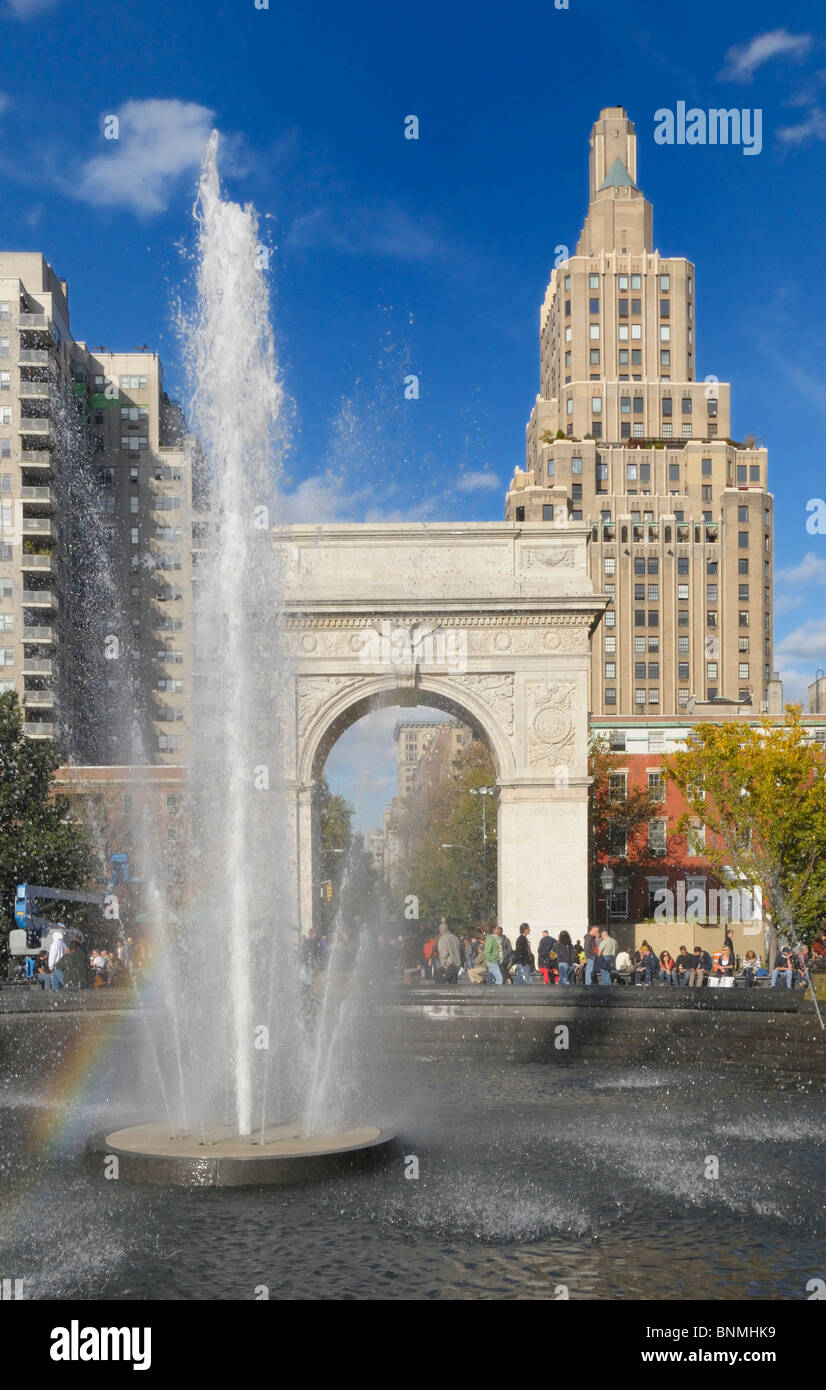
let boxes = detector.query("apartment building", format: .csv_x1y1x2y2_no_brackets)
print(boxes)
506,108,775,717
394,718,471,799
0,252,192,763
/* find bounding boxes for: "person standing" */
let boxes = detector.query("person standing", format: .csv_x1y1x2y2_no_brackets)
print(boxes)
555,930,575,985
484,926,502,986
436,919,462,985
513,924,535,984
495,924,514,984
597,927,618,985
48,926,67,990
537,930,554,984
583,925,601,986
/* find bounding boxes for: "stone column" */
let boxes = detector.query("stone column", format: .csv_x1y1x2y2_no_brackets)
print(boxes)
497,781,590,954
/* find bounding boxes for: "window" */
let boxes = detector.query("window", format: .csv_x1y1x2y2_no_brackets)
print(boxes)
701,458,712,478
687,821,705,855
604,635,616,653
707,662,718,680
660,326,670,341
618,297,628,317
648,584,659,601
564,274,571,290
566,398,573,415
589,273,599,288
131,527,139,545
0,614,12,631
589,298,599,315
571,456,582,474
635,688,646,706
590,349,600,365
589,324,600,340
678,689,690,706
631,274,641,289
591,396,602,413
739,662,749,679
738,584,749,601
618,349,629,365
627,463,637,481
635,610,645,627
678,661,689,679
565,326,572,342
739,636,749,652
609,772,627,802
635,661,646,679
0,648,13,666
706,584,717,602
750,465,760,482
649,820,667,854
682,424,692,438
604,557,615,575
605,662,616,679
605,687,616,706
648,661,660,679
648,688,660,705
707,610,717,628
678,583,689,600
618,275,628,290
739,531,749,549
605,610,615,628
635,582,645,600
662,423,672,437
738,558,749,575
634,635,645,653
631,324,642,340
618,325,629,341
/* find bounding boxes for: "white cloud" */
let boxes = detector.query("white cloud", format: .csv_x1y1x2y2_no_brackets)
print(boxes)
776,665,814,706
5,0,60,16
776,617,826,665
775,551,826,586
456,470,500,493
72,99,215,215
777,105,826,144
718,29,814,83
325,704,453,832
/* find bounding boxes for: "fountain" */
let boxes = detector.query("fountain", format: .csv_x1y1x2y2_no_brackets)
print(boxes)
90,132,395,1185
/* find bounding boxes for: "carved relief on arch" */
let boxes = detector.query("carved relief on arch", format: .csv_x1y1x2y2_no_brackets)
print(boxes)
450,672,515,739
526,680,577,768
296,675,363,739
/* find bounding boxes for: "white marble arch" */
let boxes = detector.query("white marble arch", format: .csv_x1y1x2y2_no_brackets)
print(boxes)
274,522,607,950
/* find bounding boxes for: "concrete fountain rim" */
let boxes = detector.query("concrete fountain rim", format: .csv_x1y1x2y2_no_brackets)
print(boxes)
86,1121,398,1187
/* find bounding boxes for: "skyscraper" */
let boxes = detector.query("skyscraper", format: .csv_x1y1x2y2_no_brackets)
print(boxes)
506,108,775,717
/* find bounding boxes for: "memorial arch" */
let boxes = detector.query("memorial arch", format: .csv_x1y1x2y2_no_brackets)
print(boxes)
275,522,607,946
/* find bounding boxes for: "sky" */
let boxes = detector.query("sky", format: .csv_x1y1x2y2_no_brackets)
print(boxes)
1,0,825,831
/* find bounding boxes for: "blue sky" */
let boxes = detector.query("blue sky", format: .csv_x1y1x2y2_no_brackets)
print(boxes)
2,0,826,829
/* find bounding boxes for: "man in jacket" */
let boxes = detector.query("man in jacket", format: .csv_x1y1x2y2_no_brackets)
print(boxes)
436,919,462,985
689,945,712,987
513,923,535,985
771,946,795,989
484,927,502,985
583,926,601,986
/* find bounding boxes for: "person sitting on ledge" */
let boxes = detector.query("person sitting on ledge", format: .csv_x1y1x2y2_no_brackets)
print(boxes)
634,941,658,987
688,945,712,987
739,949,761,987
614,947,634,984
713,945,736,983
771,946,795,989
658,950,678,986
675,945,694,986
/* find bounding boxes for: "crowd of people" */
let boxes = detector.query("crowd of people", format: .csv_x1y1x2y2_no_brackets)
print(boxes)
411,921,826,989
22,931,144,990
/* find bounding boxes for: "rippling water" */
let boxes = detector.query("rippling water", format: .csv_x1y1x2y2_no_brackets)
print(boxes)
1,1050,823,1301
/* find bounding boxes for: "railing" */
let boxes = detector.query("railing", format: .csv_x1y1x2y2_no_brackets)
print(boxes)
23,691,54,705
20,554,52,569
17,350,50,365
22,658,52,674
18,381,50,397
23,722,54,737
21,486,52,501
18,313,51,330
18,417,51,432
21,588,57,606
22,519,51,533
20,450,51,464
23,625,53,641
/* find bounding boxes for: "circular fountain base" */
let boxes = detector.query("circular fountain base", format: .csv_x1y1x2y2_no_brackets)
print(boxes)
88,1121,398,1187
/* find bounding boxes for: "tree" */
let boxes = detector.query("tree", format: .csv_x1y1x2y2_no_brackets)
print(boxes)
588,734,659,923
399,740,497,932
0,692,98,961
666,706,826,964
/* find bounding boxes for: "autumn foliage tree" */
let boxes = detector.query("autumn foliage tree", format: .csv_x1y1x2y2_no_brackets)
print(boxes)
588,734,659,921
666,706,826,963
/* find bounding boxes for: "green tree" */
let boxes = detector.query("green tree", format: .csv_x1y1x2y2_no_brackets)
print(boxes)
666,706,826,963
400,740,497,932
314,771,353,929
589,734,660,923
0,692,98,960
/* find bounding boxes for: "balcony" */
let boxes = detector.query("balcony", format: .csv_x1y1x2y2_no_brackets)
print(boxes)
18,313,53,331
23,658,52,675
22,588,57,608
21,518,51,536
22,625,53,642
18,381,51,400
20,554,53,571
20,450,52,467
17,349,50,366
18,418,51,435
21,486,53,504
24,721,54,738
23,690,54,708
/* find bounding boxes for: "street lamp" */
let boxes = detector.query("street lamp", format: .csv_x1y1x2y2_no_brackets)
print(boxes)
600,864,615,930
469,786,496,923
